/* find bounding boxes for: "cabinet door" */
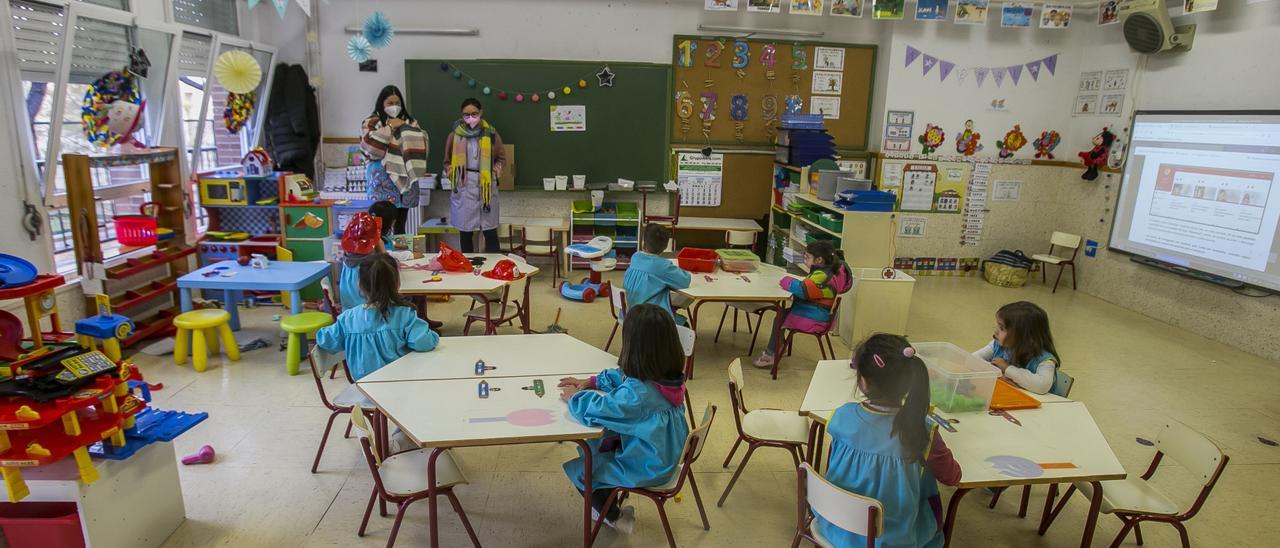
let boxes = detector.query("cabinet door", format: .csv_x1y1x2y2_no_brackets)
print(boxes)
285,240,327,299
283,206,332,239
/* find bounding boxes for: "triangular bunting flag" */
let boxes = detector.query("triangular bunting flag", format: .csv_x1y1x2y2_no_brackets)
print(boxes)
992,67,1006,87
975,67,989,87
1043,54,1058,75
248,0,260,8
939,61,956,82
1008,65,1022,86
922,55,938,76
905,46,922,67
272,0,288,18
295,0,311,17
957,68,969,84
1026,60,1041,81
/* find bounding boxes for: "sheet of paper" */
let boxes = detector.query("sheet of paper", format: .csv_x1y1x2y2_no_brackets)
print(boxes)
550,105,586,132
676,152,723,207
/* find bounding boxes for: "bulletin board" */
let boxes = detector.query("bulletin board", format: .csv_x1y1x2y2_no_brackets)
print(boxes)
670,36,876,150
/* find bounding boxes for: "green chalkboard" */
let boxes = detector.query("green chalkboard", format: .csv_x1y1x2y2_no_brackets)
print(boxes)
405,60,672,189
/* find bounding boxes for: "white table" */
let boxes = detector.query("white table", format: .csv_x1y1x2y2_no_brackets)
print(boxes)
358,376,603,548
676,263,793,379
796,361,1125,548
398,253,540,334
657,216,763,233
359,333,615,383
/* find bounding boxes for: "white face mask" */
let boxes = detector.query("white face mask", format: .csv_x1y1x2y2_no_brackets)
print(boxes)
384,105,401,118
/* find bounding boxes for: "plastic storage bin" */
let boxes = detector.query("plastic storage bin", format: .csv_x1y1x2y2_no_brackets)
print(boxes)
676,248,718,272
915,341,1000,413
716,249,760,272
112,215,158,247
0,502,85,548
818,213,843,233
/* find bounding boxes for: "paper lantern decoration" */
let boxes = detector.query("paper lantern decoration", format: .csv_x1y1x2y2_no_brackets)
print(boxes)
439,63,450,71
347,36,372,63
223,92,255,134
515,94,524,102
80,70,143,148
467,79,476,88
562,86,571,95
453,70,462,79
362,11,395,49
482,87,491,95
578,80,588,88
531,94,540,102
498,91,508,100
548,91,556,100
213,50,263,94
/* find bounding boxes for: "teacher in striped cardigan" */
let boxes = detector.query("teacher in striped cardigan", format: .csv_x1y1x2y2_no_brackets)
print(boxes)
443,97,507,253
360,85,428,234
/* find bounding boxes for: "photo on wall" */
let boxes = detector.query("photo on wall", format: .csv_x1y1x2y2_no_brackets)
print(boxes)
1041,3,1073,28
791,0,825,15
831,0,864,16
705,0,740,11
1001,3,1034,28
747,0,783,13
1099,0,1120,25
872,0,905,20
915,0,949,20
954,0,989,24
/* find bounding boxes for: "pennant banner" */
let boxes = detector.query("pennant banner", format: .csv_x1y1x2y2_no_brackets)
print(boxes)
905,46,922,67
974,67,989,87
992,67,1007,87
1043,54,1058,75
939,61,956,82
295,0,311,17
248,0,260,9
922,54,938,76
1026,60,1041,81
1008,65,1022,86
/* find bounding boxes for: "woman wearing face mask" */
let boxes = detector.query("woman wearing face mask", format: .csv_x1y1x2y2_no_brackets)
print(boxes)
360,85,428,234
443,98,507,253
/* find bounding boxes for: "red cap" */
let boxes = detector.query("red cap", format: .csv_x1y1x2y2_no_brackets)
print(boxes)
341,213,382,255
481,259,524,281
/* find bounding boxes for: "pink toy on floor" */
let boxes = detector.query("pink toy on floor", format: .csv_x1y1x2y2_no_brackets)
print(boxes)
182,445,215,465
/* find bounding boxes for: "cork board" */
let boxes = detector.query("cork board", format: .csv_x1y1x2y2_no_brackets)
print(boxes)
670,36,876,151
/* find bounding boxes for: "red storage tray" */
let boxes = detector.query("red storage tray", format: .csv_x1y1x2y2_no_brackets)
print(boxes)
0,502,84,548
676,248,718,273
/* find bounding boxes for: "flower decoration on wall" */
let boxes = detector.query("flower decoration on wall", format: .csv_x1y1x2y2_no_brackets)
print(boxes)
347,35,372,63
224,92,256,134
80,70,142,147
213,50,262,94
363,11,395,49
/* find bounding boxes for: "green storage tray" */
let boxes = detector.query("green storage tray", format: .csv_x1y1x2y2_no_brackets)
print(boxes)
804,209,823,224
572,200,595,214
616,202,639,220
819,213,843,233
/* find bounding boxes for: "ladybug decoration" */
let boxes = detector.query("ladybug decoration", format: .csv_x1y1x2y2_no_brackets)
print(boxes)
1079,127,1116,181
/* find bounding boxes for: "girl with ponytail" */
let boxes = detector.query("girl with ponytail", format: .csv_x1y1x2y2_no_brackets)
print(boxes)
814,333,962,547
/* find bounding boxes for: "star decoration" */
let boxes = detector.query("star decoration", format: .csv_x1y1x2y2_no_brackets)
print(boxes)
596,66,615,87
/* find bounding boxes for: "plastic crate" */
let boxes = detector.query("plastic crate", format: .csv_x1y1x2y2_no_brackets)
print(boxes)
805,233,836,245
616,202,639,220
676,247,718,272
113,215,158,246
717,249,760,272
916,342,1000,413
804,209,823,225
819,213,843,233
0,502,84,548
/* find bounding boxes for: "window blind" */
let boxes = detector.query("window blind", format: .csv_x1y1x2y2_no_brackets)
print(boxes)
8,0,67,81
67,16,131,84
77,0,128,10
172,0,238,36
178,32,213,77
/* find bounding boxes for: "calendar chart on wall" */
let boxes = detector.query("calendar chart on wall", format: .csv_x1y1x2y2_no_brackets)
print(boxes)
676,152,724,207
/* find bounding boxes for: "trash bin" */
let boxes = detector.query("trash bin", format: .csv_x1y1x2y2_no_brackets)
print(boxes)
0,502,85,548
841,268,916,347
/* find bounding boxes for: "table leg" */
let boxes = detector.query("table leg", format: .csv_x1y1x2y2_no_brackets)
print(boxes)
521,276,533,334
223,289,241,331
574,440,594,548
687,300,706,380
806,421,820,464
1080,481,1103,548
290,289,303,316
942,487,971,548
179,288,192,312
814,423,826,472
427,447,444,548
769,302,784,380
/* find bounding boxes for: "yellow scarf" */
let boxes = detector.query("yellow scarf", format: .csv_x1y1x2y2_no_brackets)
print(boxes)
451,120,494,208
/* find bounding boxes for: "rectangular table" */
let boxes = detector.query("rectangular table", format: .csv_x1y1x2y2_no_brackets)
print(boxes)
661,216,763,233
676,263,792,379
797,360,1125,548
398,253,540,334
359,333,616,383
177,260,333,331
358,376,604,548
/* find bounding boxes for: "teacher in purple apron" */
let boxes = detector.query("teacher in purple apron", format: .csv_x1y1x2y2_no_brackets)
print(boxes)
443,98,507,253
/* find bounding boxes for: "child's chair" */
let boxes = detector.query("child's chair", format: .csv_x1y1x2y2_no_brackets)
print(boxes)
779,296,844,360
988,371,1075,516
718,359,810,506
1037,419,1228,548
1030,231,1081,293
350,404,480,548
675,324,697,427
604,288,628,352
518,226,560,286
281,311,334,375
462,268,530,335
792,463,884,548
497,223,515,253
591,404,716,548
714,302,774,356
172,309,240,373
308,347,369,473
724,229,757,250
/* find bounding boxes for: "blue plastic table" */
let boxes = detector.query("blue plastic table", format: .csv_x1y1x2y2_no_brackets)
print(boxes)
177,261,333,331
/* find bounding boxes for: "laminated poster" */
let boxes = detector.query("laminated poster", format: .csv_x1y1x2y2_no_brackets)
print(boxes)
747,0,783,13
899,216,927,238
705,0,740,10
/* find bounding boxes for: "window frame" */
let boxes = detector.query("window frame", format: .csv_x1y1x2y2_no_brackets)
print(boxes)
178,33,276,174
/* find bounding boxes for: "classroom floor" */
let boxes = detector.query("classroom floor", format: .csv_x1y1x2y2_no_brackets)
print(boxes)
136,273,1280,548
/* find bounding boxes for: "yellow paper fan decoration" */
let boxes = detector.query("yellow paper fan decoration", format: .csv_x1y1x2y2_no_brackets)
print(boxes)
213,50,262,94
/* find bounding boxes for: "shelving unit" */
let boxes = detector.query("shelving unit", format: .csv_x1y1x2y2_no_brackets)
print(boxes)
195,171,283,265
64,148,191,348
570,198,640,270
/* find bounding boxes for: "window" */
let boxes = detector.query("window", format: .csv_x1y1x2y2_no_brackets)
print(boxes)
77,0,128,10
178,32,214,230
10,0,66,182
171,0,237,36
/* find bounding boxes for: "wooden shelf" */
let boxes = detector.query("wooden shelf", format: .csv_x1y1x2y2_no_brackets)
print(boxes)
105,247,195,280
794,193,846,215
113,278,177,314
123,308,178,347
793,214,843,239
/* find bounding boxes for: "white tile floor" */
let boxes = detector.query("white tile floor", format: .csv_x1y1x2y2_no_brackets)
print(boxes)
134,274,1280,547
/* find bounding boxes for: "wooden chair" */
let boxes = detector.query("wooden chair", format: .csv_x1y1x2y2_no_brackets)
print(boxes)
591,404,716,548
988,371,1076,516
350,404,480,548
725,229,757,250
462,261,530,335
1038,419,1229,548
675,324,697,427
714,302,775,357
307,347,368,473
1031,231,1081,293
496,223,515,253
719,359,810,506
792,463,884,548
518,225,559,287
779,296,844,360
604,287,627,352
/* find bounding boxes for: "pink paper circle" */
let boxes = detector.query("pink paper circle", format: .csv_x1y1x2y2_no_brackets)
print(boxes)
506,408,555,427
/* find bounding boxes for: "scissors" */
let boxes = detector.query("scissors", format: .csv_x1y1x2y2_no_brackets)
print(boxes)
989,409,1023,427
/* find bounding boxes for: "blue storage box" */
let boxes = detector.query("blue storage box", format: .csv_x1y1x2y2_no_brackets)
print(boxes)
836,190,897,212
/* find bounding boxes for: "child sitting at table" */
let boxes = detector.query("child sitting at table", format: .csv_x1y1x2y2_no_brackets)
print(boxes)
623,224,691,325
753,240,852,368
369,200,415,261
973,301,1063,395
317,252,438,380
557,304,690,533
818,333,961,547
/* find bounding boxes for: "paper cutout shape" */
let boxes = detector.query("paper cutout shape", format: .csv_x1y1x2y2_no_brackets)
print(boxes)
469,408,556,427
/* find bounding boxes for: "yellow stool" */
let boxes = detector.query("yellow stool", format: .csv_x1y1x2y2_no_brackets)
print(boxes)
173,309,240,373
280,312,334,376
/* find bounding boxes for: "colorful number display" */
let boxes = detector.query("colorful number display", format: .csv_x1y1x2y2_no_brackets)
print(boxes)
784,95,803,114
704,41,725,68
760,44,777,68
699,92,719,122
730,95,748,121
791,44,808,70
732,41,750,69
676,40,697,67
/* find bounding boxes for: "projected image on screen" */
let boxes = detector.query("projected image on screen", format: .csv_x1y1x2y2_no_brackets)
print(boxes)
1110,112,1280,291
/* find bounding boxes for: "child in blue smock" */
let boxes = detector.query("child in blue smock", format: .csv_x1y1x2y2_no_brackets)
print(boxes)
318,252,438,380
973,301,1064,395
338,204,414,311
623,224,691,325
557,304,690,533
816,334,961,547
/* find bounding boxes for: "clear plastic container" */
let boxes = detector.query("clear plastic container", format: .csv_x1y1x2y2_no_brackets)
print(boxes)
915,341,1000,413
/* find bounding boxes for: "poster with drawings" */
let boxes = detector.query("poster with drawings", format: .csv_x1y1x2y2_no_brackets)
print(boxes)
900,163,939,212
810,96,841,119
811,71,844,95
676,152,723,207
1078,71,1102,92
1101,94,1124,116
899,216,927,238
813,47,845,70
1103,69,1129,90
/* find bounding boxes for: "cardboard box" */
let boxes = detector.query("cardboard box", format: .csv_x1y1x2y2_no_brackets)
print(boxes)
499,144,516,191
